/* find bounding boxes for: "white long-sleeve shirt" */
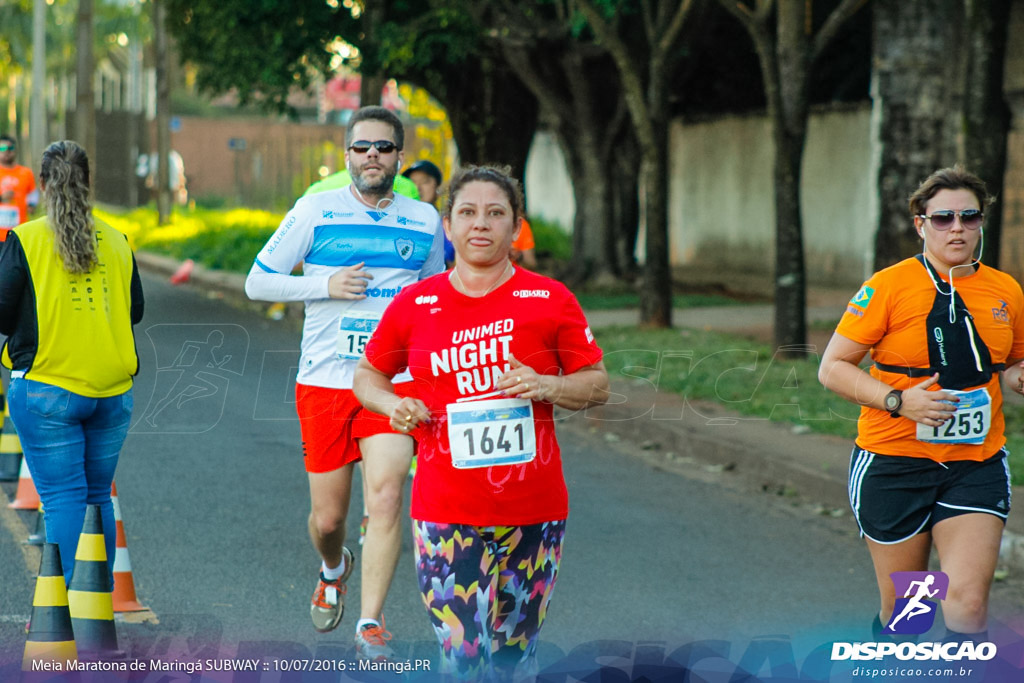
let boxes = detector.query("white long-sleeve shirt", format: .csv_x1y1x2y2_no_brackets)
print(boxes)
246,186,444,389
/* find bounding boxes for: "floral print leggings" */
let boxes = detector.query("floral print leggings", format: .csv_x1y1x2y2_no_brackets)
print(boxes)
412,519,566,681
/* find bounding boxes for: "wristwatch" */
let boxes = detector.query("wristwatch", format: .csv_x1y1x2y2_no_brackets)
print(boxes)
884,389,903,418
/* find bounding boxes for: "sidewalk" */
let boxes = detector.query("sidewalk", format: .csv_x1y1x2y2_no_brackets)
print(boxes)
136,252,1024,572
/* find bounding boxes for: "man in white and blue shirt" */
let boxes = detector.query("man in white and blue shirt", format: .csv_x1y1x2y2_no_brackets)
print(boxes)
246,106,443,660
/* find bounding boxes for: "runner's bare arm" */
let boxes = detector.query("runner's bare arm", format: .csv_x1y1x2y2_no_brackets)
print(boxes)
497,355,609,410
819,332,956,425
353,357,431,430
1000,357,1024,396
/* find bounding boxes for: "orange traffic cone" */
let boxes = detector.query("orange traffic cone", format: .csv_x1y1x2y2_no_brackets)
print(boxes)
8,457,40,510
110,482,145,612
169,258,194,285
22,543,77,672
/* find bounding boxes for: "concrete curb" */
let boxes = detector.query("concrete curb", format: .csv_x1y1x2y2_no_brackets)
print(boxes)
134,251,1024,574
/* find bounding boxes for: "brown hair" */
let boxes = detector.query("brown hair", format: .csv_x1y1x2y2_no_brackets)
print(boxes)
345,106,404,150
908,165,993,218
444,165,524,221
39,140,96,274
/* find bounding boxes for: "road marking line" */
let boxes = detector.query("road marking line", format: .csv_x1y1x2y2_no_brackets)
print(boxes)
0,614,31,623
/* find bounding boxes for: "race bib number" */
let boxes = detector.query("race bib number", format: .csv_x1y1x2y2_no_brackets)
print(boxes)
0,204,18,229
447,398,535,469
916,388,991,445
336,310,381,360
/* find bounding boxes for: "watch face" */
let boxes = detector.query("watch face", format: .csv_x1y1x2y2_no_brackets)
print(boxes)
885,393,899,411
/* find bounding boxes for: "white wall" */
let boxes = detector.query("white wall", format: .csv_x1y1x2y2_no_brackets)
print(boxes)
524,130,576,231
669,105,874,287
524,105,876,288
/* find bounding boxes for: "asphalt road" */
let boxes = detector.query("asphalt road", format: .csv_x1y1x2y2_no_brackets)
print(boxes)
2,273,1024,681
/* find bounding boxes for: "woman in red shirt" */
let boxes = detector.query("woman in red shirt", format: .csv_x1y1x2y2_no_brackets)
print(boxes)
355,165,608,680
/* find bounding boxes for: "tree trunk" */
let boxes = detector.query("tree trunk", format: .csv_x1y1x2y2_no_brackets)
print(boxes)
443,56,537,183
153,0,172,224
612,129,641,280
770,2,811,355
639,124,672,327
872,0,960,270
29,0,46,169
74,0,95,165
773,125,808,354
500,39,625,284
960,0,1012,268
358,0,386,107
359,73,387,108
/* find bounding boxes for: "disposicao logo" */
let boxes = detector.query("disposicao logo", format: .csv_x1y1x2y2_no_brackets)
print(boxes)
830,570,998,663
885,571,947,635
850,285,874,309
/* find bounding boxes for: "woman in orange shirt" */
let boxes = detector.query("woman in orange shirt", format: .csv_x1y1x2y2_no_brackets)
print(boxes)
819,166,1024,644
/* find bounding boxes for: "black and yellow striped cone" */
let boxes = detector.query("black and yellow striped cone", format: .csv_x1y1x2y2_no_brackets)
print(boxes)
22,543,77,671
25,503,46,546
67,505,123,660
0,394,21,482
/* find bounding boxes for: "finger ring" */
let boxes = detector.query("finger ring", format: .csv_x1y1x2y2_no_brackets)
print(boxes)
405,415,413,421
524,383,529,390
516,376,522,384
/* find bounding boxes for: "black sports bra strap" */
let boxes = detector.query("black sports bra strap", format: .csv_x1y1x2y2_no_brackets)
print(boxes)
873,361,1004,378
873,362,935,378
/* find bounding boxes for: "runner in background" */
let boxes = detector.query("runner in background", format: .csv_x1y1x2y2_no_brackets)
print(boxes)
819,165,1024,645
245,106,444,661
355,164,609,680
510,217,537,268
0,134,39,237
305,167,421,543
403,160,454,267
306,168,420,200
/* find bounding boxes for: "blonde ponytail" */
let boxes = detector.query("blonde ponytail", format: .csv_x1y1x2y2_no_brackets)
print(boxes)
39,140,96,274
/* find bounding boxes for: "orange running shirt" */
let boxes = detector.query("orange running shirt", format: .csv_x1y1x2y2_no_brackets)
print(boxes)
836,256,1024,462
0,164,36,227
511,218,535,252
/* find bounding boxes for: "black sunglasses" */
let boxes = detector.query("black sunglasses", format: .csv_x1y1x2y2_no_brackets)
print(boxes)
917,209,983,231
348,140,400,154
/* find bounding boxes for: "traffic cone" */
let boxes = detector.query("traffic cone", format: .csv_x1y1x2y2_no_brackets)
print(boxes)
0,396,22,482
22,543,77,671
25,502,46,546
169,258,194,285
110,483,145,612
67,505,123,660
8,457,40,510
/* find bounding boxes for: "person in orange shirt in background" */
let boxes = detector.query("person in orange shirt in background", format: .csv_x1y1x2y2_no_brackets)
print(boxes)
0,135,39,237
510,216,537,268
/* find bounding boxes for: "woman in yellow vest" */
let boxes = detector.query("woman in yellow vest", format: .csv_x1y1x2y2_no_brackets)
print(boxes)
0,140,144,583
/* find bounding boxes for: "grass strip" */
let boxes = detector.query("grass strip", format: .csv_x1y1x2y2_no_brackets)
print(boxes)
595,325,1024,485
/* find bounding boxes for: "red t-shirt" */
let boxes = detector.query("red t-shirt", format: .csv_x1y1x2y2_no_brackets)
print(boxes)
365,267,603,526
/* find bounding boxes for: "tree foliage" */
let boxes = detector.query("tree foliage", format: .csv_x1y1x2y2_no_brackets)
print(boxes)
164,0,539,183
164,0,348,111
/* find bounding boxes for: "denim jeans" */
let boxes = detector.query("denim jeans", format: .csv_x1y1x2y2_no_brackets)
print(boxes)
9,378,133,584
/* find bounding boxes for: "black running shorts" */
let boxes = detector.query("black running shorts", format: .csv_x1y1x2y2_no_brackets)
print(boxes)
847,446,1011,544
